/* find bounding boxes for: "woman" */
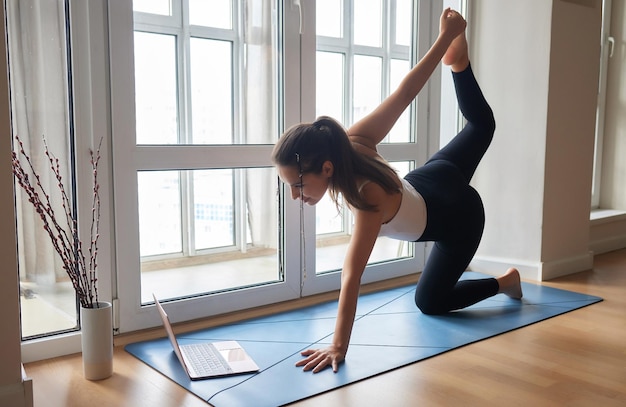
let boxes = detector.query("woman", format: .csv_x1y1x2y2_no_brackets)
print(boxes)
272,8,522,374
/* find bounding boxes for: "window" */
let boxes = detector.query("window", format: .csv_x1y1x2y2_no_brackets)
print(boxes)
16,0,441,359
8,0,79,340
591,0,614,209
314,0,415,275
137,168,279,303
112,0,284,331
115,0,429,329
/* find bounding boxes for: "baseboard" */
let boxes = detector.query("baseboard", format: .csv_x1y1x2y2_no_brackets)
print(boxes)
589,209,626,255
539,251,594,280
469,256,542,281
589,234,626,255
470,251,594,281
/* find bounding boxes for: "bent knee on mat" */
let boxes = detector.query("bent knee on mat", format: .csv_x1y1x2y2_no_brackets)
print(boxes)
414,297,448,316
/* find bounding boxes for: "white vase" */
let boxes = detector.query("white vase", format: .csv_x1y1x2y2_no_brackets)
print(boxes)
80,301,113,380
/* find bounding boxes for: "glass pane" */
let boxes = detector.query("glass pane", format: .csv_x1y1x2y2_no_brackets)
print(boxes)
7,0,79,339
386,59,411,143
316,51,344,121
316,0,342,38
138,171,182,257
193,169,235,250
189,0,232,29
316,227,412,274
134,32,178,144
141,168,279,303
133,0,277,146
190,38,233,144
354,0,382,47
395,0,412,46
353,55,382,124
316,193,343,235
133,0,172,16
315,161,413,274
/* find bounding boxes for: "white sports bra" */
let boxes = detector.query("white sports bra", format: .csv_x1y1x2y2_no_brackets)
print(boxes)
370,178,427,241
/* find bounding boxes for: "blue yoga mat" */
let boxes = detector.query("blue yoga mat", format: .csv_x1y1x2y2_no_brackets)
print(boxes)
125,272,602,406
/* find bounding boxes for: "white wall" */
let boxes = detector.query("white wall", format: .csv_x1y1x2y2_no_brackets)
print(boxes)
469,0,602,280
543,0,601,272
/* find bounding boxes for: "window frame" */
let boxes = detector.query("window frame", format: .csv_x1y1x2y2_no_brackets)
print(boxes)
20,0,447,361
300,0,434,295
591,0,613,209
19,0,115,362
113,0,303,333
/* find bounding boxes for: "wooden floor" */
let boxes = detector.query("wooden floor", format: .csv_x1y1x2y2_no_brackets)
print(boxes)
25,248,626,407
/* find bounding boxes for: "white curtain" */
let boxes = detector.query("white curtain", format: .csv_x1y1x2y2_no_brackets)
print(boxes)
244,0,278,250
7,0,72,284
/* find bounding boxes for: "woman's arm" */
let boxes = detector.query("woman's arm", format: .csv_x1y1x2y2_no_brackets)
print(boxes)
331,203,385,354
348,8,466,153
295,185,387,373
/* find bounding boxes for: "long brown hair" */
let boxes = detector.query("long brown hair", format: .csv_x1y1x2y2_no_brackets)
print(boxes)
271,116,399,211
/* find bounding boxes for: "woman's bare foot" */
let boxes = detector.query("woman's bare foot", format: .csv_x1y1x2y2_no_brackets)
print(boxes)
497,267,523,299
442,31,470,72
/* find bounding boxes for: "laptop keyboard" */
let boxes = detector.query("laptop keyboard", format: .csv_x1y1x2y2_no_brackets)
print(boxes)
184,343,233,376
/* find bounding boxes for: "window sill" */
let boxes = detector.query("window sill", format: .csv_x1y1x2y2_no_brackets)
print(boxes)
590,208,626,225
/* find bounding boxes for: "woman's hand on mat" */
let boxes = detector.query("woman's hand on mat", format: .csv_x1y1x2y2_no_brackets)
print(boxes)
295,346,345,373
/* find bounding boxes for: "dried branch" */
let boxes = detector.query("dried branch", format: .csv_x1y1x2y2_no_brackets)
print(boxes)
12,134,102,309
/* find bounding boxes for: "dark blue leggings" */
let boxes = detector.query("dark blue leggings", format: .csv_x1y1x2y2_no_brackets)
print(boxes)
405,64,498,315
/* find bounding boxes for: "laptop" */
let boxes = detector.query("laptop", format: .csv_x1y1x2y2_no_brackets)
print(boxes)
153,293,260,380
